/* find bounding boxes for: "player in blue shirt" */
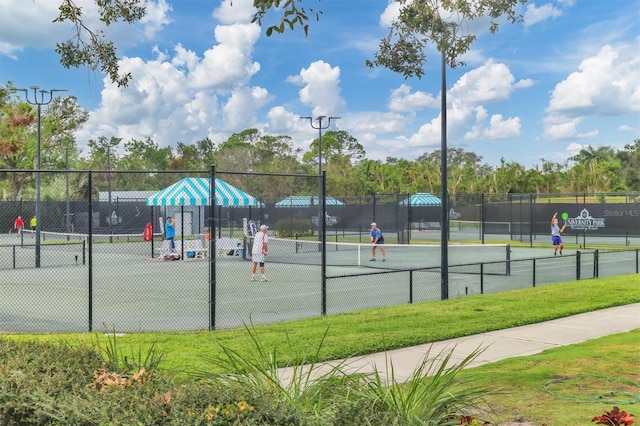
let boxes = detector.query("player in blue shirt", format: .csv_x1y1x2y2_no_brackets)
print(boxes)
551,212,565,255
370,222,386,262
165,216,176,251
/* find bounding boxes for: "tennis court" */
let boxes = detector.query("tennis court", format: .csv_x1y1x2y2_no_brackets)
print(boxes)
0,231,637,333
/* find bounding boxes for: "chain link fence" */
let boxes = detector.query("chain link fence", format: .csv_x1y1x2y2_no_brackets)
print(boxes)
0,169,638,333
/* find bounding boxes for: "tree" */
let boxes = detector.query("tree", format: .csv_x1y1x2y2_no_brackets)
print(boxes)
0,91,36,200
568,145,620,193
617,140,640,191
366,0,526,77
0,84,87,200
55,0,145,87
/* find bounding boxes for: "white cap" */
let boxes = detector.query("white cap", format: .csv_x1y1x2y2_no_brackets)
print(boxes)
260,224,269,230
371,222,376,226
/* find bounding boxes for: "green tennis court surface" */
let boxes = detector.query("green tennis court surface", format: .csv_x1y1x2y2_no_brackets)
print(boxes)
0,232,637,333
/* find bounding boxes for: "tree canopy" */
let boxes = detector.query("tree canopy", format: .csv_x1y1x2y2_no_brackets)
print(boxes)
1,79,638,202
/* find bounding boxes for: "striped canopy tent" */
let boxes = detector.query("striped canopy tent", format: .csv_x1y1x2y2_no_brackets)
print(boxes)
275,195,345,207
400,192,442,206
146,177,260,207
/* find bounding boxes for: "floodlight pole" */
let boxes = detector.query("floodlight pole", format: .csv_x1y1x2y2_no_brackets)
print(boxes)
301,115,340,241
14,86,67,267
440,24,456,300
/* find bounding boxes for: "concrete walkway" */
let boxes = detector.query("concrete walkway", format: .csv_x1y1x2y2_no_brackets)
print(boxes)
279,303,640,384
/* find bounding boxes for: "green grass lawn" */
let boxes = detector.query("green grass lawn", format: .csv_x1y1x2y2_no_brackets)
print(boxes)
5,273,639,424
469,330,639,424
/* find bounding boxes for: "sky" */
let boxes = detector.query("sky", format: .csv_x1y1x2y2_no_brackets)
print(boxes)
0,0,639,169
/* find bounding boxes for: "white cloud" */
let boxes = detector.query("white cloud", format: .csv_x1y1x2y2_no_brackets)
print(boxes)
222,86,272,129
450,59,516,104
388,84,439,112
544,41,640,140
523,3,563,27
77,18,266,151
379,1,401,28
0,0,67,54
189,23,261,91
465,107,520,140
140,0,173,40
398,59,521,144
213,0,255,24
292,60,346,117
0,0,172,56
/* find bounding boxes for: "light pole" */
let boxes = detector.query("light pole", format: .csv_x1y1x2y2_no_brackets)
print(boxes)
14,86,67,267
440,24,456,300
300,115,340,239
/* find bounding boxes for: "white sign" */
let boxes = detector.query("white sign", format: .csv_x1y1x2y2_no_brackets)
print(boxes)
565,208,605,231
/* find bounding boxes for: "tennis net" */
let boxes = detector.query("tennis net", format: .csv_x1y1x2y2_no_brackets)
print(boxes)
20,229,162,256
0,239,85,269
261,237,510,272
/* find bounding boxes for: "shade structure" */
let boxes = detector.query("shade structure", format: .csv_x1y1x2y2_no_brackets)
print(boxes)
146,177,260,207
275,195,345,207
400,193,441,206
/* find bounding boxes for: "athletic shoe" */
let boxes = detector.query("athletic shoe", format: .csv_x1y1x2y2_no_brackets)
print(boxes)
382,258,386,262
261,277,269,282
370,258,376,261
560,251,563,255
251,277,256,282
554,252,557,256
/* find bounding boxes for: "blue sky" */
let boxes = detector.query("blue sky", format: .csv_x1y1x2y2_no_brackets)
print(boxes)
0,0,638,168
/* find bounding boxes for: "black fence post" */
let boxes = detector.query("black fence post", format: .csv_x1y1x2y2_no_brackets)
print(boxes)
409,270,413,303
209,166,216,331
532,258,536,287
88,171,93,332
321,171,327,316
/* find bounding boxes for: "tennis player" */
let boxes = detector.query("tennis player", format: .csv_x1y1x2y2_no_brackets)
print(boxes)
370,222,386,262
551,212,565,255
165,216,176,251
251,224,269,282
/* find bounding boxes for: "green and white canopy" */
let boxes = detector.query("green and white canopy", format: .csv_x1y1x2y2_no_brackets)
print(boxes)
400,193,441,206
146,177,260,207
275,195,345,207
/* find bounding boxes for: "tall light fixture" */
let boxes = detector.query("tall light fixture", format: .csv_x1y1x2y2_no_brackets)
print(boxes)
440,23,456,300
300,115,340,239
14,86,67,267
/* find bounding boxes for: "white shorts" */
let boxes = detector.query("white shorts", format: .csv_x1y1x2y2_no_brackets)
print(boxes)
252,253,265,264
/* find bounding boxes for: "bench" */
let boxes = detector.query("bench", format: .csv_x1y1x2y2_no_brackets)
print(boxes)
182,240,208,259
215,237,242,257
156,238,241,259
156,239,208,259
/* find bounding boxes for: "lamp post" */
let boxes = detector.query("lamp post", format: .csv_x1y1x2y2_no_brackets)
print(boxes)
440,24,456,300
300,115,340,239
14,86,67,267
